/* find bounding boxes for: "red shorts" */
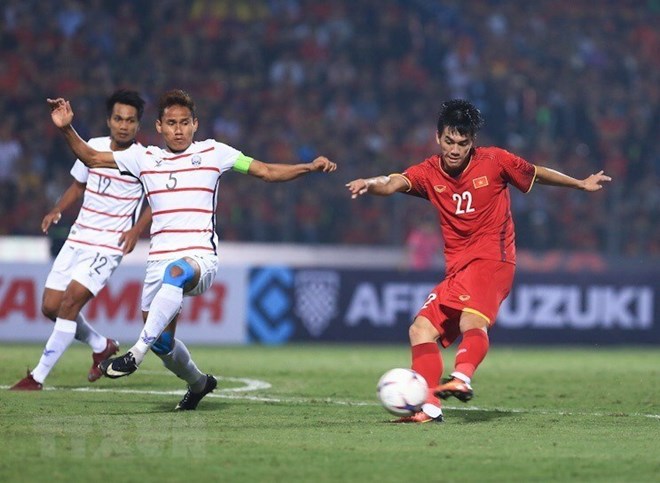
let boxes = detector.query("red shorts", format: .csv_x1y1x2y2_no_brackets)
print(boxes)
416,259,515,348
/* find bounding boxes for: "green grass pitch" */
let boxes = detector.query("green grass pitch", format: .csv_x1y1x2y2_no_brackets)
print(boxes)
1,344,658,482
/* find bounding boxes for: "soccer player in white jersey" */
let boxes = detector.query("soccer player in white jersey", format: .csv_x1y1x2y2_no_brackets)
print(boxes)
11,89,152,391
47,89,337,409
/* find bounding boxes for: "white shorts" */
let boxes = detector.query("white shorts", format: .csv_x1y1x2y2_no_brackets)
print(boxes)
44,241,122,296
141,254,219,312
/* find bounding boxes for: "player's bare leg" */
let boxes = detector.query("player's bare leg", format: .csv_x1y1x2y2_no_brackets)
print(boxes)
41,288,64,322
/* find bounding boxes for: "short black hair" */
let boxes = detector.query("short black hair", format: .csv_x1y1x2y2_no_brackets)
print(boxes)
437,99,484,138
106,89,145,121
158,89,196,120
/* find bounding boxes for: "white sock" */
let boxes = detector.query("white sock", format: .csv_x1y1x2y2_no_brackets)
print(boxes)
156,338,205,390
450,371,471,385
422,403,443,419
132,284,183,364
74,313,107,353
31,318,78,383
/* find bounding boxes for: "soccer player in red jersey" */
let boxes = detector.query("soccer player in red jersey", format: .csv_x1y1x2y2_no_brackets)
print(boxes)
346,99,611,423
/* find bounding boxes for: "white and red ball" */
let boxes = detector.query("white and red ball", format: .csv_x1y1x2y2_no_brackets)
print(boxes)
376,368,428,416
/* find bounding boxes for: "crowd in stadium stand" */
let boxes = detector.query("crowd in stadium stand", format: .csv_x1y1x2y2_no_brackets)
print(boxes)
1,0,658,258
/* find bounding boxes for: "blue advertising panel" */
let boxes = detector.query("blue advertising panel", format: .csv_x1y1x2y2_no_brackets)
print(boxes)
248,267,658,345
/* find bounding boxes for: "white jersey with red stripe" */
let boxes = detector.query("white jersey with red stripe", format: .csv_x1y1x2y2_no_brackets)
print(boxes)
113,139,246,260
67,136,145,254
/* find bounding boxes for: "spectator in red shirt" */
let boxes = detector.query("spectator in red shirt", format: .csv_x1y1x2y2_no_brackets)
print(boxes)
405,218,443,270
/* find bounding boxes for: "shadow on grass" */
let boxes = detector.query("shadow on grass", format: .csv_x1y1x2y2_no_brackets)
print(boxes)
448,408,516,423
153,400,228,413
380,409,516,425
51,392,230,414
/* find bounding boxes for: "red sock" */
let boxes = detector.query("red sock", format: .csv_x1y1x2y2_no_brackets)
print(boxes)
411,342,443,388
454,328,489,379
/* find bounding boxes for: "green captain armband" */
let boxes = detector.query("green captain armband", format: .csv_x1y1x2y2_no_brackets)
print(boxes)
233,153,254,174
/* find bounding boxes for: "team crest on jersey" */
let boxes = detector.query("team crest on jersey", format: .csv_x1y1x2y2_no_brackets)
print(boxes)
473,176,489,189
433,185,447,193
191,155,202,167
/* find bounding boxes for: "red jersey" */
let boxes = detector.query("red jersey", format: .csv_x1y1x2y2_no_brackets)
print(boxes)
403,146,536,276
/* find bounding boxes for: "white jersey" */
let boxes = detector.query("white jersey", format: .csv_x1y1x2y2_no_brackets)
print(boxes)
113,139,247,260
67,136,145,254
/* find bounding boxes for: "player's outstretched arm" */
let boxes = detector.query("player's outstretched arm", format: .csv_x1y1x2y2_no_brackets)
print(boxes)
47,98,117,169
535,166,612,192
247,156,336,182
346,174,409,199
41,180,86,234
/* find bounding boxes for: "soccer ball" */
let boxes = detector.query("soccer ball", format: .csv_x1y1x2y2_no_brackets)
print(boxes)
376,368,428,416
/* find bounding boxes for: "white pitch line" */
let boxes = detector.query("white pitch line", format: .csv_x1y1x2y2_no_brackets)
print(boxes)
132,373,272,392
3,383,659,420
